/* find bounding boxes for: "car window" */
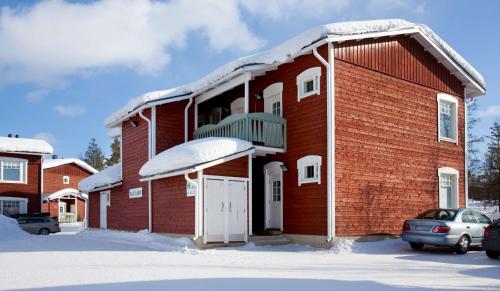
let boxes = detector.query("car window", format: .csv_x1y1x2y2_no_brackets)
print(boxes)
461,211,478,223
473,212,491,224
27,218,44,224
17,219,27,224
417,209,457,221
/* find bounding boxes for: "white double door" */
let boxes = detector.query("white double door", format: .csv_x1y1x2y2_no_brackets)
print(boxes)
205,178,247,243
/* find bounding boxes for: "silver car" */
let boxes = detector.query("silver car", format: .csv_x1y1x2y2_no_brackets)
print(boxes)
402,208,492,254
17,216,61,235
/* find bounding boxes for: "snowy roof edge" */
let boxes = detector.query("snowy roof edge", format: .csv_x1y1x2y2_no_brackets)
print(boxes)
104,19,485,127
0,136,53,155
78,163,122,193
43,158,99,174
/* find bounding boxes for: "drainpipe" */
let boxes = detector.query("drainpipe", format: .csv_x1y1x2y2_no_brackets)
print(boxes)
464,89,472,208
139,109,153,233
40,155,44,213
185,97,193,142
313,42,335,242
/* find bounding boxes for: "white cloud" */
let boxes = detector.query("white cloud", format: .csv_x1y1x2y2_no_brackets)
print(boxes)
239,0,351,20
33,132,56,145
53,104,86,117
476,105,500,119
0,0,264,87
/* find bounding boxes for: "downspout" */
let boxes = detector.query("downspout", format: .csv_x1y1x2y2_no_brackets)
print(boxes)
185,173,199,240
40,155,44,213
313,42,335,242
464,89,472,208
185,97,193,142
139,109,153,233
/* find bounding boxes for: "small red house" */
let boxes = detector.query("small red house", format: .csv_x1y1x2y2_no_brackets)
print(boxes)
42,158,97,223
81,19,486,247
0,136,53,217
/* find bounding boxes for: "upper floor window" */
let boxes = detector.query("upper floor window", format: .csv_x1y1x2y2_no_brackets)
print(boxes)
63,176,70,185
0,157,27,184
437,93,458,143
264,82,283,117
297,155,322,186
297,67,321,101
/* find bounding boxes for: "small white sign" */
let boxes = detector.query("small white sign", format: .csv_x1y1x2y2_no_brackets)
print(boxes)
129,187,143,199
186,181,197,197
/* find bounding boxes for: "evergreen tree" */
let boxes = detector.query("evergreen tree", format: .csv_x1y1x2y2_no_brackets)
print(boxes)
106,137,121,166
83,137,105,171
483,121,500,207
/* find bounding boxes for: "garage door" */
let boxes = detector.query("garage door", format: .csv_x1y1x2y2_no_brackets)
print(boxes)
204,177,247,243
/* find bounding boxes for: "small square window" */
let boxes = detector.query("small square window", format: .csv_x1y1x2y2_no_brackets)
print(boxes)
297,155,322,186
297,67,321,101
63,176,70,185
304,79,315,94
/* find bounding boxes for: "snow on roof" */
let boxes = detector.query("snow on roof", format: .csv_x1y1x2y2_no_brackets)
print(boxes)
44,188,88,201
43,158,98,174
78,163,122,192
140,138,254,179
0,136,53,155
105,19,485,127
107,127,121,139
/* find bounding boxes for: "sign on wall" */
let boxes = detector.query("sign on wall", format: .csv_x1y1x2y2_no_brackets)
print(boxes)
186,180,197,197
129,187,143,199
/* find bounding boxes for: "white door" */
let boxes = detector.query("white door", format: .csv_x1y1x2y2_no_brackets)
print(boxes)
228,181,247,241
59,202,66,214
439,174,456,208
264,83,283,117
100,192,107,229
205,179,225,242
264,162,283,230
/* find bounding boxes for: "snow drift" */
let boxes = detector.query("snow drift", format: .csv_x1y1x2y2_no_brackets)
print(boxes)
0,215,29,240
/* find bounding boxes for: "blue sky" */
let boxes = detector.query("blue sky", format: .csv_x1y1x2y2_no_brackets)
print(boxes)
0,0,498,158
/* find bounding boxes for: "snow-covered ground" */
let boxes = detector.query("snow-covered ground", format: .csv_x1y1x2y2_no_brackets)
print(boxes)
0,216,499,290
469,199,500,221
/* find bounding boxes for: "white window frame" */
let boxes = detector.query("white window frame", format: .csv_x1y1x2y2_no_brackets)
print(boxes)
437,93,459,144
63,175,70,185
0,157,28,184
296,67,321,101
438,167,459,208
0,197,28,215
297,155,322,186
264,82,283,117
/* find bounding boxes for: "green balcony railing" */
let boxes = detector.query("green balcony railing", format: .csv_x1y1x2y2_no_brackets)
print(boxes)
194,112,287,149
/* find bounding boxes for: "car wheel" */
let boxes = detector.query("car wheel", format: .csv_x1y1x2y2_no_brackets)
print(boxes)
486,250,500,259
410,242,424,250
455,235,470,254
39,228,50,235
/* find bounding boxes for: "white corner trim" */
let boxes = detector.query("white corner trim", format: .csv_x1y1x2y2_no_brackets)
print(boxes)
296,67,321,101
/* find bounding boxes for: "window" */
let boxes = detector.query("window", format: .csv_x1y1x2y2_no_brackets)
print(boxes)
0,157,27,183
297,155,322,186
416,209,457,221
438,167,459,208
63,176,70,185
0,197,28,217
264,83,283,117
272,180,281,202
473,211,492,224
437,93,458,143
461,211,477,223
296,67,321,101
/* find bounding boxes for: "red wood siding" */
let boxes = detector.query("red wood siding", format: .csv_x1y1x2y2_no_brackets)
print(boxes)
88,191,100,228
203,156,249,177
0,153,42,213
335,59,465,236
156,100,189,153
248,46,329,236
334,35,464,96
43,163,93,194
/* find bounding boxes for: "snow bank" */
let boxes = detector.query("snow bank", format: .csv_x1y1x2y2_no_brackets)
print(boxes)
104,19,485,127
139,138,253,178
0,215,29,240
331,238,408,255
0,136,53,154
43,158,98,174
78,229,201,253
78,163,122,192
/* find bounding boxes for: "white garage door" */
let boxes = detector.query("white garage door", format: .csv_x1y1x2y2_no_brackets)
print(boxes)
204,177,247,243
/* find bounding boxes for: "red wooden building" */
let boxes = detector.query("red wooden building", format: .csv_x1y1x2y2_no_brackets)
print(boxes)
42,158,97,223
81,19,485,247
0,136,53,216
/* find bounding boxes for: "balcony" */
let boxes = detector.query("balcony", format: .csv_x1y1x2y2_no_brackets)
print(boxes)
194,113,286,149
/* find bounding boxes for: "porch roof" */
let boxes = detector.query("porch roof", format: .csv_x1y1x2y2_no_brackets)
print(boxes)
44,188,88,201
139,137,254,181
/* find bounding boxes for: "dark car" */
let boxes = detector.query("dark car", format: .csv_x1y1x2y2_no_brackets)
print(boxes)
17,216,61,235
483,220,500,259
